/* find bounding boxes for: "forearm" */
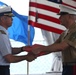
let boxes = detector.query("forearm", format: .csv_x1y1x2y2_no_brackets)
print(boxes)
41,42,69,53
44,44,63,52
12,47,23,54
5,55,28,63
4,53,37,63
12,46,30,54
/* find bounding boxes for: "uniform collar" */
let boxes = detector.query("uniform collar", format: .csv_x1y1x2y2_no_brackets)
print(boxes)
0,25,8,35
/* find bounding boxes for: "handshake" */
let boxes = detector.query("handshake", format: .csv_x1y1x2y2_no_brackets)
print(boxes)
23,44,46,62
25,44,45,56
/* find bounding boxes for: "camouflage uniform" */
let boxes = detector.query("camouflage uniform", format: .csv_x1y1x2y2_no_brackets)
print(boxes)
59,23,76,75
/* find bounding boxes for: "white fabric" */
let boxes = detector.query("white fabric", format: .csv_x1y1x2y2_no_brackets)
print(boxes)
0,25,12,65
41,29,62,72
60,5,76,15
0,5,11,13
51,56,62,72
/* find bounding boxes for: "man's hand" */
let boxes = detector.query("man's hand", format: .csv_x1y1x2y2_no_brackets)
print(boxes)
26,52,37,62
31,44,46,55
23,44,46,56
22,46,32,52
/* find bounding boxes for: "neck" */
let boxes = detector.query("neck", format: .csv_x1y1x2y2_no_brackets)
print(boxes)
0,23,8,29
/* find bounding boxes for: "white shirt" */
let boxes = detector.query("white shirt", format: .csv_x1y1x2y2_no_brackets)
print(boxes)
0,25,12,65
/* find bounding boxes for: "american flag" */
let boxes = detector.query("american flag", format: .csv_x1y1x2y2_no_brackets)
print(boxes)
62,0,76,9
28,0,76,34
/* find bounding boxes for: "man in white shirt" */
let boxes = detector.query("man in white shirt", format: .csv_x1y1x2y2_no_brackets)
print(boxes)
0,5,37,75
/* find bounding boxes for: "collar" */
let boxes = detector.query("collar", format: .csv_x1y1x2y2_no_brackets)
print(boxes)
0,25,8,35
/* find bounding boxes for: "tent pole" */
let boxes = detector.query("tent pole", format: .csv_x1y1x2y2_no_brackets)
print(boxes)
27,25,30,75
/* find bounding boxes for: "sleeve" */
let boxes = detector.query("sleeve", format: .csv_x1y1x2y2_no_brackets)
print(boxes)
64,31,76,48
0,33,12,56
55,32,64,43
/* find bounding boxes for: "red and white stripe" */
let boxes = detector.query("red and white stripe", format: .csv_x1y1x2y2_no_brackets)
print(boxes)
62,0,76,9
28,0,76,34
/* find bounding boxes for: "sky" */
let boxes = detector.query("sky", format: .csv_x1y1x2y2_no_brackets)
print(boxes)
0,0,29,15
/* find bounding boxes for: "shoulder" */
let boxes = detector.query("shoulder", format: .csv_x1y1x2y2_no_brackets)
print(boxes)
0,30,6,35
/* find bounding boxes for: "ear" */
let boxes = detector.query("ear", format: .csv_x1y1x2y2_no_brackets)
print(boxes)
69,15,74,20
1,16,6,21
74,15,76,20
68,14,71,18
0,16,4,20
0,16,6,23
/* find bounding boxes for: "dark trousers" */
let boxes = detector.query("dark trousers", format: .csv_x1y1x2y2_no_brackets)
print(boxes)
0,66,10,75
62,65,76,75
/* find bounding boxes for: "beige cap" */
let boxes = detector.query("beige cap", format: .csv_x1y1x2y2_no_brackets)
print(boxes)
0,5,14,17
58,5,76,15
